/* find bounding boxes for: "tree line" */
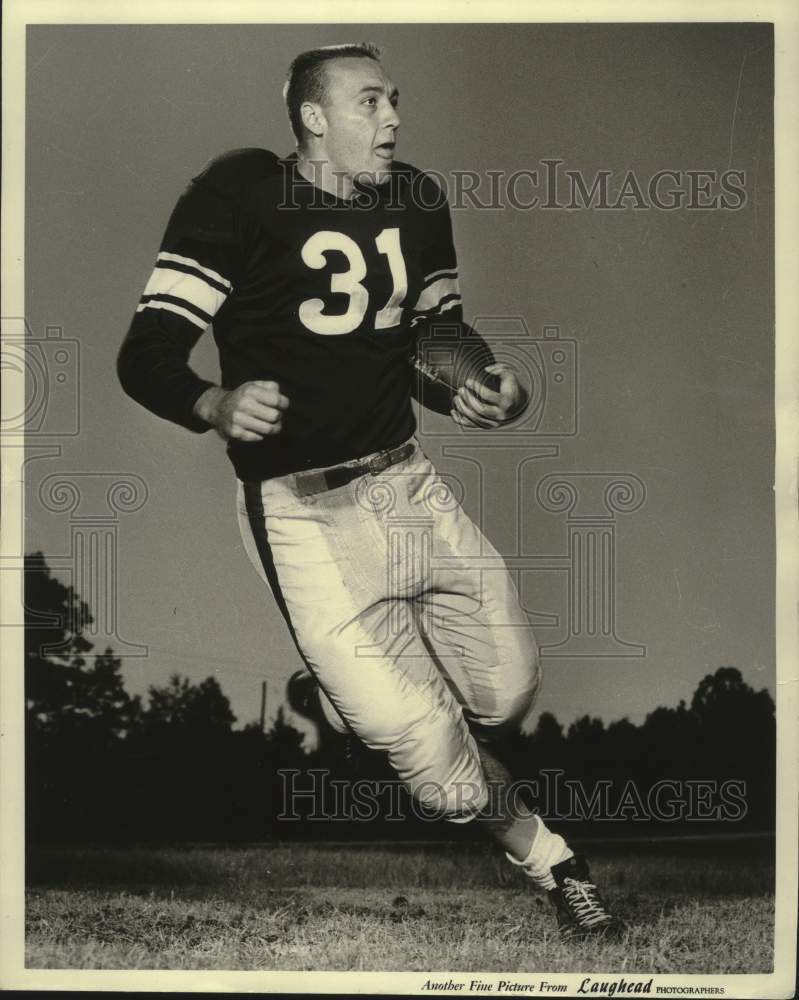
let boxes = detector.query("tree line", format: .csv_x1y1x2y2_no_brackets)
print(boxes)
24,553,775,843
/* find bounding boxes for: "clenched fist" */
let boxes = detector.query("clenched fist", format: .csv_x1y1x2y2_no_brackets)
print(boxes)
194,381,290,442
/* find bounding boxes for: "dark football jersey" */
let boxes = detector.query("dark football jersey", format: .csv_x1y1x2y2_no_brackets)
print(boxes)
118,148,464,480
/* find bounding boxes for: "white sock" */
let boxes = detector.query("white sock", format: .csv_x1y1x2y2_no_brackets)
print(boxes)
505,816,574,891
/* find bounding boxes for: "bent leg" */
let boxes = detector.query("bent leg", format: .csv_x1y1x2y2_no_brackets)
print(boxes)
236,477,489,822
404,457,543,854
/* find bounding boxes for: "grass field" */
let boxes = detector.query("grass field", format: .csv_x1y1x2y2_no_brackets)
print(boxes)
25,836,774,972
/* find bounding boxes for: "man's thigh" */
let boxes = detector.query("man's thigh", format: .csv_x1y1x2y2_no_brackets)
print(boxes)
402,456,541,736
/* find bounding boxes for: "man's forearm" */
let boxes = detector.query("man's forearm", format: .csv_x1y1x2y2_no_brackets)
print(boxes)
117,320,214,433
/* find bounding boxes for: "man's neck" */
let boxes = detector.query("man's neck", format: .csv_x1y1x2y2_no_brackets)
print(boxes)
296,151,354,201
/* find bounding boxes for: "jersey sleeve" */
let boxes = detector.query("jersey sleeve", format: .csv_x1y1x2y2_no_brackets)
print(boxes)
410,174,463,328
117,175,238,432
408,175,498,413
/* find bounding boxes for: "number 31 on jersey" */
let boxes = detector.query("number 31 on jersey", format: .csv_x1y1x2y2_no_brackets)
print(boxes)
299,227,407,335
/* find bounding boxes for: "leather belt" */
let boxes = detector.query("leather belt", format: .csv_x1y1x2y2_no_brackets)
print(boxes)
294,441,415,498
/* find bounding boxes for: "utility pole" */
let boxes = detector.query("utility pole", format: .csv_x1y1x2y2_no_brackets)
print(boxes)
259,680,267,733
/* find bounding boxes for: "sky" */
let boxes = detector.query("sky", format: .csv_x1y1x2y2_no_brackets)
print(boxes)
21,22,775,744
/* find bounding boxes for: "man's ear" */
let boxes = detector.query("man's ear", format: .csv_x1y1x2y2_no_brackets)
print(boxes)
300,101,325,139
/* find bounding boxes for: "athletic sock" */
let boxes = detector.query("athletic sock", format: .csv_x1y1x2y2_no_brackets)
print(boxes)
505,815,574,891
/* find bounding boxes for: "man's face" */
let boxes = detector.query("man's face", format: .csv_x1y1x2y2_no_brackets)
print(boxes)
314,57,400,186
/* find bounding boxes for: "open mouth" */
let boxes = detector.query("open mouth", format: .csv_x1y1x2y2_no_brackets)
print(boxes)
374,141,396,159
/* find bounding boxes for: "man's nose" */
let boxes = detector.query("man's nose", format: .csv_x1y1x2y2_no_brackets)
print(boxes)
382,101,400,130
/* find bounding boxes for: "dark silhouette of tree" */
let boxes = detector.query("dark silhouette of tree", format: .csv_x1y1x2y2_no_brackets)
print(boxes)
228,708,312,841
640,699,701,780
142,673,235,734
25,554,145,842
24,552,777,841
25,552,141,737
124,673,238,840
689,667,776,828
603,717,640,770
265,705,306,761
642,698,696,739
566,714,606,763
691,666,774,739
24,551,92,663
533,711,564,744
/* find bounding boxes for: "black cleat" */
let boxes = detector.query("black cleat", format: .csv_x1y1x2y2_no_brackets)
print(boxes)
547,855,625,939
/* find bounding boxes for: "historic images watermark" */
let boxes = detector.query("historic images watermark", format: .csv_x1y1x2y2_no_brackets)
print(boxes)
277,769,748,824
1,316,149,658
277,161,748,212
1,318,81,438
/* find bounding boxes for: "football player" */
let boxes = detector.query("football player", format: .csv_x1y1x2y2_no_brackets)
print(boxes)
118,42,623,939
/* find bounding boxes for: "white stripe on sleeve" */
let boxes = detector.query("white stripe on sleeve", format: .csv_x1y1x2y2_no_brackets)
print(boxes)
140,263,230,320
157,252,232,290
423,267,458,285
413,275,461,313
135,299,208,330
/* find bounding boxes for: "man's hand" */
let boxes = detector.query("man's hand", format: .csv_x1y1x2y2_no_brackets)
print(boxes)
193,381,289,441
450,364,529,429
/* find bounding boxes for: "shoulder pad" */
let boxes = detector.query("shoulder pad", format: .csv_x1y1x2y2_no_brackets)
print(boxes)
192,148,281,199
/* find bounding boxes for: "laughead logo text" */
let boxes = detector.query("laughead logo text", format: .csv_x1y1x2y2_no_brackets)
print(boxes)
578,978,654,997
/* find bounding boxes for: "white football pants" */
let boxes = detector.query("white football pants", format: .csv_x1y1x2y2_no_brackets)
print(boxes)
237,435,540,823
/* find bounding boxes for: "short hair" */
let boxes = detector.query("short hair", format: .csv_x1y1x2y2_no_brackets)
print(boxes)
283,42,382,144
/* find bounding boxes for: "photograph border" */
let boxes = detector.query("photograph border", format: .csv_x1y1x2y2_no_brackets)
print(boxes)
1,0,796,995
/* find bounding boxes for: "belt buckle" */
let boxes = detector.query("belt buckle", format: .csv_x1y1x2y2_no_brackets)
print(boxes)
367,450,391,475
